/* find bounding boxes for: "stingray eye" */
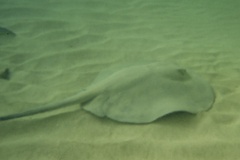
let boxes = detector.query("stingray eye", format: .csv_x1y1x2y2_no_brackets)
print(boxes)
177,69,187,75
176,69,191,81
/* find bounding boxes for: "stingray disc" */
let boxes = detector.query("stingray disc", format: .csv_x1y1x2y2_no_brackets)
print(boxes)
83,63,215,123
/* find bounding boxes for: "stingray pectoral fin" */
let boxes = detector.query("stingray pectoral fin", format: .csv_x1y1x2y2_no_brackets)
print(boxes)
83,94,109,117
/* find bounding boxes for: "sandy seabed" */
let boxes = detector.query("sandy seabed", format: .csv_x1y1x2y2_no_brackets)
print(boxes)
0,0,240,159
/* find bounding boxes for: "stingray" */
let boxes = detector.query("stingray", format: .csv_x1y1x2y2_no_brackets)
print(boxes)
0,26,16,45
0,27,16,37
0,68,11,80
0,63,215,123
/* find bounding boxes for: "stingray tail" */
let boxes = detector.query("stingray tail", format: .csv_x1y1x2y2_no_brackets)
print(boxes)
0,90,95,121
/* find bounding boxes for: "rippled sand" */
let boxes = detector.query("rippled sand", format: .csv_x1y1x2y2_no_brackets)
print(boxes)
0,0,240,159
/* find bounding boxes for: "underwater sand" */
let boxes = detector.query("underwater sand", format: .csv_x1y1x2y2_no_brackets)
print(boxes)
0,0,240,159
